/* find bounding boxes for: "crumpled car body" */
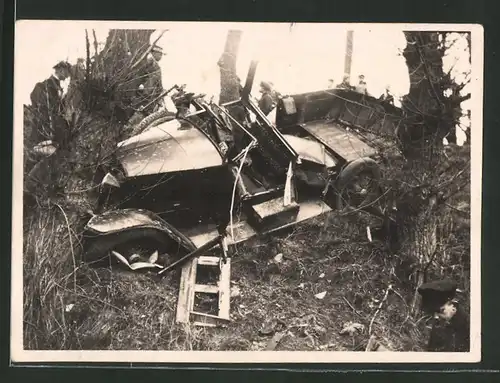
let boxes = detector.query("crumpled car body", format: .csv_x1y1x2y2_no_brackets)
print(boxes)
83,62,400,266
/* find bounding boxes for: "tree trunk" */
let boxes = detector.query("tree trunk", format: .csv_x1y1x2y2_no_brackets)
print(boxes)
399,32,448,157
409,210,438,315
218,30,243,103
343,30,354,83
401,32,471,152
218,30,246,125
99,29,155,76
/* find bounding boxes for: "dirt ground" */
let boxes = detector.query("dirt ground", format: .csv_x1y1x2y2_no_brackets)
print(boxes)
25,210,450,352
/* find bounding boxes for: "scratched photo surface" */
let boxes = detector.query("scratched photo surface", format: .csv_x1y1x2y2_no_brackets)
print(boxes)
11,21,483,363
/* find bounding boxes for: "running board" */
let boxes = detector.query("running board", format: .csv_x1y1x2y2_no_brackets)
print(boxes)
185,199,332,248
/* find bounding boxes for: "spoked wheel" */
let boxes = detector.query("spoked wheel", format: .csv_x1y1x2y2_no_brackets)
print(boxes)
131,109,176,136
334,157,384,215
110,237,164,270
83,228,193,270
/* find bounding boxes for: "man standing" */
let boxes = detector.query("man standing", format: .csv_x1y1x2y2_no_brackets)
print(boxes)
126,44,165,135
140,44,165,112
258,81,277,116
355,74,368,95
379,85,395,106
29,61,72,149
134,44,164,114
338,75,354,90
26,61,72,198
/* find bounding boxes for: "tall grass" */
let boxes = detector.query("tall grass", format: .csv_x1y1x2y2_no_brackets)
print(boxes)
22,29,157,349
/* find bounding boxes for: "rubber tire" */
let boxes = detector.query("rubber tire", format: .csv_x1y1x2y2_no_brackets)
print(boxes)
84,226,196,266
335,157,382,211
131,109,176,136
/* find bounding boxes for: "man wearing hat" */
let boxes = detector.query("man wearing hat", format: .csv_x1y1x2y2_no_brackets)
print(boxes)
355,74,368,95
258,81,278,116
29,61,72,148
139,44,165,114
126,43,165,134
417,279,470,352
26,61,72,197
379,85,395,106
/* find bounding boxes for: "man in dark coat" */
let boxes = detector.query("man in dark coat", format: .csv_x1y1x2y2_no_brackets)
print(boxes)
26,61,72,198
135,44,164,114
258,81,278,116
29,61,72,149
379,85,395,106
125,44,165,135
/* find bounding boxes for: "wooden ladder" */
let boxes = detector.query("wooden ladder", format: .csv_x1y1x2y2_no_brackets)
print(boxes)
176,255,231,327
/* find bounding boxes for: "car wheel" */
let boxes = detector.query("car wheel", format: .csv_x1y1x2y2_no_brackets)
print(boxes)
131,109,176,136
334,157,383,212
84,227,194,268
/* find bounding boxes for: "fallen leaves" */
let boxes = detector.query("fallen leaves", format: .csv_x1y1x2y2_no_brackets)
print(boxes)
230,285,241,298
273,253,284,263
315,291,327,300
265,332,286,350
340,322,365,336
259,318,286,336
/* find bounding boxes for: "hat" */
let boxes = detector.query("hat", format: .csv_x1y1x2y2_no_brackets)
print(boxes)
418,279,458,311
53,61,72,71
260,81,273,92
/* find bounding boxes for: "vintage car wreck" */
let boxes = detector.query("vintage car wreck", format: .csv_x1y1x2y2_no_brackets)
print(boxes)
83,61,403,272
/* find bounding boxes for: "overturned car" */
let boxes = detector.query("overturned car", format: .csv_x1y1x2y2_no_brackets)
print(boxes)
83,61,402,270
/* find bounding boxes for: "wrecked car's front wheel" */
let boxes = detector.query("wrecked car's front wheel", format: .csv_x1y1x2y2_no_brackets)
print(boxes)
83,228,193,269
334,157,383,213
131,109,176,136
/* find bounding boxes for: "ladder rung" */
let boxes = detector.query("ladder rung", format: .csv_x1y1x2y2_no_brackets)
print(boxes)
197,256,220,266
193,321,217,328
194,284,219,294
191,311,230,328
190,311,231,321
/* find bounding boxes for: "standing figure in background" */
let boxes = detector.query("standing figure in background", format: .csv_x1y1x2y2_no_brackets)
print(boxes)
258,80,278,116
26,60,72,198
29,61,72,150
136,44,165,114
355,74,368,95
327,78,335,89
379,85,395,106
337,75,353,90
126,43,165,135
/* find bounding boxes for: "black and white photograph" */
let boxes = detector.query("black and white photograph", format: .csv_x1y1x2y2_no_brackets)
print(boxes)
11,21,483,363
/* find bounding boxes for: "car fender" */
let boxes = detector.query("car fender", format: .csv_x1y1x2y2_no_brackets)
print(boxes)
84,208,197,252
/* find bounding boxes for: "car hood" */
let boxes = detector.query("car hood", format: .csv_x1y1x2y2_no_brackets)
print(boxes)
116,119,223,177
